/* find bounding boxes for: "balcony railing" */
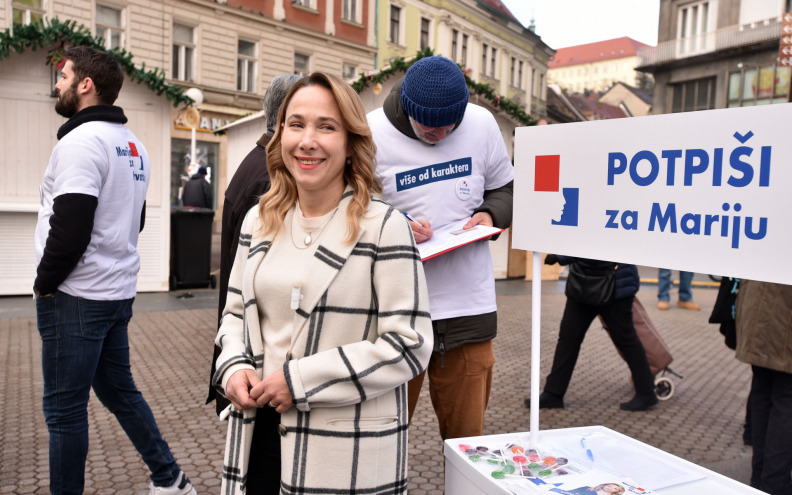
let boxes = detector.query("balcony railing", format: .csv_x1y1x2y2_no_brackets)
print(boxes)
638,16,782,67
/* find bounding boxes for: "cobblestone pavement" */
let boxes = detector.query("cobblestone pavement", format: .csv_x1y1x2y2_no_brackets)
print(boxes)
1,281,755,494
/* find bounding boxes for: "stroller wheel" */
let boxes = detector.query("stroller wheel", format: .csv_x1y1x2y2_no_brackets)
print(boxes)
655,376,674,400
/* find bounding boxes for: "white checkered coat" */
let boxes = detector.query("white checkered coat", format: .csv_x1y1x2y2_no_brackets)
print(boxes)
213,190,432,494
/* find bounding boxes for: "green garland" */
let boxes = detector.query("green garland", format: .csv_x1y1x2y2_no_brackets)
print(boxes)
351,47,536,126
351,47,436,92
0,17,192,107
464,74,537,126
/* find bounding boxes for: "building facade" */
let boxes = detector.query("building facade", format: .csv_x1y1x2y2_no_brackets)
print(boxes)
377,0,553,119
0,0,375,295
598,82,653,117
548,37,653,93
637,0,791,114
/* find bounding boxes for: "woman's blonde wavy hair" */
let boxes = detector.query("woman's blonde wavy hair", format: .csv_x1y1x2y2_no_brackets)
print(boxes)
259,72,382,243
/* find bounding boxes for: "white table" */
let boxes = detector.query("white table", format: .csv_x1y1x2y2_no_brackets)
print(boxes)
444,425,764,494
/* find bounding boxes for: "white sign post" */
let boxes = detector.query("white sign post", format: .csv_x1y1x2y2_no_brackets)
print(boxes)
512,103,792,446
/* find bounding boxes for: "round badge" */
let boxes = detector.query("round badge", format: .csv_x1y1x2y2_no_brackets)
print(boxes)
455,178,472,200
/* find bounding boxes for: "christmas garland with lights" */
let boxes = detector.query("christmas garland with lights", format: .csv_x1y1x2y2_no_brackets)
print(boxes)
0,17,192,107
351,47,536,126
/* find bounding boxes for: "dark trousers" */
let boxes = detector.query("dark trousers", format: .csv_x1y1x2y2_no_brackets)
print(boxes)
36,292,180,494
749,365,792,495
544,296,654,398
246,406,282,494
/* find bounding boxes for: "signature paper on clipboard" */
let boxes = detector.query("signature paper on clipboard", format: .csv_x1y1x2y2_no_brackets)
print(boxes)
417,218,503,261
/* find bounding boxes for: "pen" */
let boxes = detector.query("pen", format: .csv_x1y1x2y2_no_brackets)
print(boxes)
580,437,595,462
402,211,418,223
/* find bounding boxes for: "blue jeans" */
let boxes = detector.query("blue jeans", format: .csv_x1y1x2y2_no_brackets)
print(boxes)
657,269,693,302
36,291,180,495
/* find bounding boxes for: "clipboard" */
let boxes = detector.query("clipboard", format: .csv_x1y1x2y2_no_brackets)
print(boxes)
417,219,503,261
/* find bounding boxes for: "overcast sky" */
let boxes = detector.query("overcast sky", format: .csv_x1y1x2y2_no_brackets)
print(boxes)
499,0,661,50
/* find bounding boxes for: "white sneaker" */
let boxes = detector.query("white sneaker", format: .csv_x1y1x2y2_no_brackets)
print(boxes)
149,471,197,495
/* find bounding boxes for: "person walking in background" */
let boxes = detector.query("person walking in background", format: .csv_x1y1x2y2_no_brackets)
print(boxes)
657,269,700,310
212,73,432,494
205,73,300,416
182,165,212,208
530,256,657,412
367,56,514,440
735,280,792,495
33,46,196,495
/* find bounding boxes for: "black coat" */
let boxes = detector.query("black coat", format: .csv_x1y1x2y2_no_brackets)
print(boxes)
182,174,213,208
206,133,271,413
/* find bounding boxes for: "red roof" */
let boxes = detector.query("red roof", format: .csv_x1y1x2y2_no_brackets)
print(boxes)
549,37,651,68
476,0,521,25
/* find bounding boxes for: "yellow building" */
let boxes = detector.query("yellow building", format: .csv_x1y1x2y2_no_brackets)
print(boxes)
375,0,553,119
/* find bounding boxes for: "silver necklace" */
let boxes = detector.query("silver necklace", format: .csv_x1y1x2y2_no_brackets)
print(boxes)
291,206,339,249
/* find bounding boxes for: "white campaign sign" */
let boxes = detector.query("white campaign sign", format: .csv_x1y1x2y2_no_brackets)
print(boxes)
513,104,792,285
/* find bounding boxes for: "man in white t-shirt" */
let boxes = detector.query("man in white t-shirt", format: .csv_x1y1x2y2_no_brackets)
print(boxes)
368,56,514,440
33,46,196,495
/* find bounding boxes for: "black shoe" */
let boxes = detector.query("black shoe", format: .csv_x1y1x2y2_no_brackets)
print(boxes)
619,393,658,411
524,391,564,409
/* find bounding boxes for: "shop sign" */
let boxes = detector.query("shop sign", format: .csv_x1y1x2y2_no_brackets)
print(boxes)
781,12,792,66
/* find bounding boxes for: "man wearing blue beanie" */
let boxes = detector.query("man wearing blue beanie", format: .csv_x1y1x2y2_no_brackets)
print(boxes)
368,56,514,441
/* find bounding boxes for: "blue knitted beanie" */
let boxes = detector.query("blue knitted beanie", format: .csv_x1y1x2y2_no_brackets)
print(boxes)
401,56,469,128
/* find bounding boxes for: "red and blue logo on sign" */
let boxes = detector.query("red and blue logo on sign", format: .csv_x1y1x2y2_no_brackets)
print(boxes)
535,155,578,226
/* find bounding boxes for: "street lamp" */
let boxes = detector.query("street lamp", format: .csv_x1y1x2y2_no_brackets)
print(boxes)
184,88,204,174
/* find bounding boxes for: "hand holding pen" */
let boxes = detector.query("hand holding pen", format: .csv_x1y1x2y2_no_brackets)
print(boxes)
402,211,433,243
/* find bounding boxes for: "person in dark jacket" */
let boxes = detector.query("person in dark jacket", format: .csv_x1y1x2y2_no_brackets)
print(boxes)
205,74,301,416
735,280,792,495
526,255,657,411
182,166,212,208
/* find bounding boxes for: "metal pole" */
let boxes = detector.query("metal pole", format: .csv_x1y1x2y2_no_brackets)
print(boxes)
190,127,197,171
530,251,542,447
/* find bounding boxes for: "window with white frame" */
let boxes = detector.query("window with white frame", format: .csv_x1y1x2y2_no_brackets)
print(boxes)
420,17,430,51
342,63,357,80
518,60,524,89
95,4,124,50
293,0,315,8
461,34,468,66
528,67,534,96
294,52,310,76
237,39,256,93
481,43,488,76
510,57,516,86
451,29,458,62
172,23,195,82
491,47,498,79
12,0,45,26
389,5,402,45
342,0,360,23
676,0,714,55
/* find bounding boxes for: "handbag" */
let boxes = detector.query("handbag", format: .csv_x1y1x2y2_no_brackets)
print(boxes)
709,277,740,350
565,262,616,306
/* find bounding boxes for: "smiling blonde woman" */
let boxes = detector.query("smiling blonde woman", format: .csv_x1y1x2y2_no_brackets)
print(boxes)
212,72,433,495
